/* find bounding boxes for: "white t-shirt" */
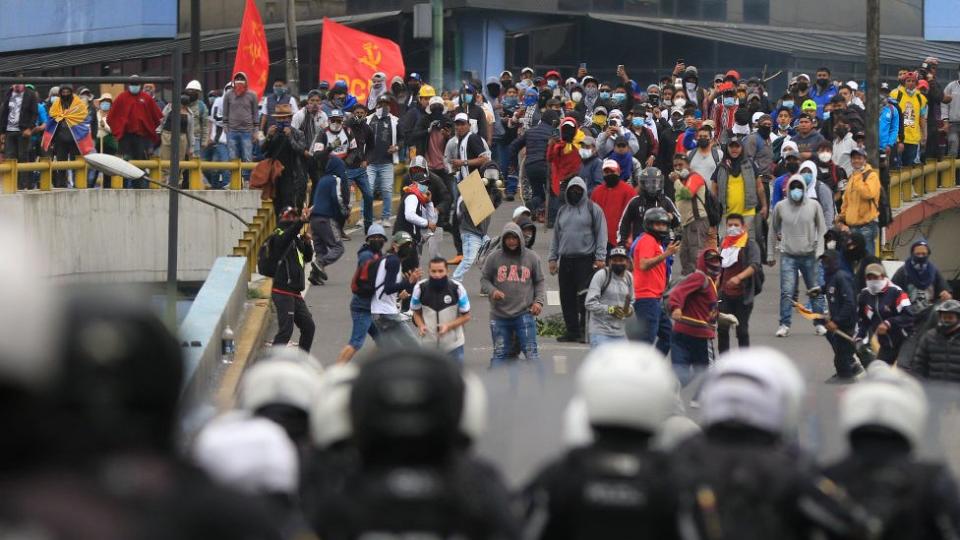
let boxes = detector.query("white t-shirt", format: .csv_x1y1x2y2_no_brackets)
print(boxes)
689,147,723,188
371,257,402,315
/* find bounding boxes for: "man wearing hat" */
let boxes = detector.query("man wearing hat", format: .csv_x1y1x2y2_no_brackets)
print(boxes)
366,94,402,227
0,81,39,189
456,84,490,145
336,224,388,364
838,147,881,255
919,56,949,160
856,262,913,365
889,71,927,166
711,82,738,145
262,103,308,218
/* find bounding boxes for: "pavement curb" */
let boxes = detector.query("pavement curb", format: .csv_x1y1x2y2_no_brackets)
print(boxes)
215,277,272,410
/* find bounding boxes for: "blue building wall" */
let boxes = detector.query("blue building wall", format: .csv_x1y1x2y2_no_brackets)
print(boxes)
456,12,546,85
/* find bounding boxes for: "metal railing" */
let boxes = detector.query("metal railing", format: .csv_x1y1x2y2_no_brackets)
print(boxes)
888,157,958,209
0,158,258,194
232,200,276,280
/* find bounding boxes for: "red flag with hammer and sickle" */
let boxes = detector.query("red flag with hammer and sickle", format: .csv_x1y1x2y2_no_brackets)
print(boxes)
233,0,270,100
319,17,405,104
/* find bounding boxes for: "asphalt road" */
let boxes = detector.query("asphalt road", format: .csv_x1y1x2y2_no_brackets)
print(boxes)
264,199,960,486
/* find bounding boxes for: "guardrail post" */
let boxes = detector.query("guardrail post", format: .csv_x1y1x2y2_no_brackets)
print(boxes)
943,158,957,188
188,158,205,190
231,159,243,190
1,159,17,194
76,159,89,189
38,158,52,191
111,175,124,189
889,169,902,209
923,160,937,194
146,159,161,189
914,163,927,198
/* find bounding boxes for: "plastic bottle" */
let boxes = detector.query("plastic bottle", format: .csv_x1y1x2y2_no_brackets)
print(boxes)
221,325,236,364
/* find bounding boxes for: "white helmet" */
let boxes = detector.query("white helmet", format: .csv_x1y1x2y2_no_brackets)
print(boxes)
512,206,531,220
561,396,593,447
839,364,928,449
193,411,299,495
654,415,701,451
459,371,488,442
238,354,322,414
185,79,202,92
576,342,676,433
700,347,805,436
310,362,358,448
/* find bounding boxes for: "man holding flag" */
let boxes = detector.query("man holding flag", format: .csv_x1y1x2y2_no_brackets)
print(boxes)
42,84,93,188
716,212,762,353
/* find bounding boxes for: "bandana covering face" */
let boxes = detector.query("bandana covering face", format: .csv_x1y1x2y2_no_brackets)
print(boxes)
720,228,748,268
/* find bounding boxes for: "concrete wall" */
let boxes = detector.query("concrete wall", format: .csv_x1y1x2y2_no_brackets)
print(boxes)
892,206,960,279
0,190,262,283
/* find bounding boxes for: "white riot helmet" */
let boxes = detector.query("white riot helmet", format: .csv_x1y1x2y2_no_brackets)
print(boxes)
237,352,323,414
512,206,531,220
310,362,358,448
576,342,676,433
562,396,593,448
700,347,805,436
839,364,928,449
459,371,488,443
654,416,701,451
185,80,202,92
193,411,299,495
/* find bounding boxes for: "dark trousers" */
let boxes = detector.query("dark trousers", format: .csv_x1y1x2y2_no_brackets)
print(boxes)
271,292,315,351
558,255,595,337
119,134,151,188
827,325,859,377
717,295,753,353
310,216,345,267
53,131,78,188
3,131,32,189
526,162,547,213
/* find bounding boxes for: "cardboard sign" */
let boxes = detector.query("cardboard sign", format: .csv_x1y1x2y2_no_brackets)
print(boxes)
458,170,495,226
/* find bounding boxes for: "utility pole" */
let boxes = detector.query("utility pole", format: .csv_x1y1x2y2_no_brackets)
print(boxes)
167,45,184,329
430,0,444,91
190,0,201,80
866,0,880,168
285,0,301,97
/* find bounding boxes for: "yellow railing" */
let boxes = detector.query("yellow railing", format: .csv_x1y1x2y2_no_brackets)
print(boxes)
0,157,257,194
232,200,275,280
888,157,958,209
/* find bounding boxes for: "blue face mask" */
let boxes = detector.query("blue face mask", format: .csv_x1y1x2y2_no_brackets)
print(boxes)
274,87,286,97
823,110,831,120
782,100,795,108
612,92,626,103
547,79,558,89
464,93,474,104
723,96,736,107
503,96,518,108
100,102,111,111
802,172,814,185
789,188,804,202
524,94,538,106
129,85,141,95
632,117,644,128
599,91,611,100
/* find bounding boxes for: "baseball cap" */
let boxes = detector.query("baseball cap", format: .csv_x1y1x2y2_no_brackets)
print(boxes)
602,159,621,173
428,96,444,107
701,119,716,130
865,263,886,277
609,246,629,259
454,112,469,123
407,72,421,81
801,99,817,110
850,147,867,157
880,81,891,92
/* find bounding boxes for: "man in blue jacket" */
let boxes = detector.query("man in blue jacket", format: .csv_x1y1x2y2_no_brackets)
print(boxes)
821,250,864,380
509,110,559,220
309,154,347,286
878,82,900,167
809,67,838,119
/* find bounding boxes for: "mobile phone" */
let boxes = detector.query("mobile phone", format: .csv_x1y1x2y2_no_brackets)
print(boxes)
676,58,685,65
579,62,587,70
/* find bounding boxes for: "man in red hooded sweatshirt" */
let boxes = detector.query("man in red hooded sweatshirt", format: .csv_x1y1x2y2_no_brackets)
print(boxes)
545,116,582,228
668,247,721,386
108,74,162,188
590,159,636,252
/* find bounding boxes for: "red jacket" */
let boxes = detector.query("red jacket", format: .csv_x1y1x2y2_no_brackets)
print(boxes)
108,90,162,143
546,141,582,196
591,180,636,247
668,251,719,339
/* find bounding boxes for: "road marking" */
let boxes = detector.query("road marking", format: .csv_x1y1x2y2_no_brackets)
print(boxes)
554,355,568,375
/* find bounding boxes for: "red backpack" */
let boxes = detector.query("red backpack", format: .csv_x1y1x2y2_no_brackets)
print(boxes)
350,253,382,298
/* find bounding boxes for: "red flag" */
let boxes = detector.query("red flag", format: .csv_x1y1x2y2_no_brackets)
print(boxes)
232,0,270,100
319,17,405,104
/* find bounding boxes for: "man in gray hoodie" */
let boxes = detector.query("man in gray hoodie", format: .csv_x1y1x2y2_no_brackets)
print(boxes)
767,175,827,338
584,246,633,347
480,222,546,366
549,177,608,342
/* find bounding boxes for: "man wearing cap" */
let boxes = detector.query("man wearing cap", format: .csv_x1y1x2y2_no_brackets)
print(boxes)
366,72,388,111
711,82,738,145
578,136,603,193
745,113,775,176
919,57,950,160
268,206,315,351
400,73,422,114
204,83,232,188
810,67,838,120
837,147,881,255
890,72,927,166
370,232,422,349
451,111,491,181
222,72,259,184
456,84,491,145
592,159,637,251
0,81,39,189
262,104,308,218
546,116,584,228
336,224,387,364
584,246,633,347
856,262,913,365
366,95,402,226
109,74,163,187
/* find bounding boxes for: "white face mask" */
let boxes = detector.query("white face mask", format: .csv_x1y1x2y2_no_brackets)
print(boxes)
578,148,593,159
572,91,583,103
818,152,832,162
685,82,697,91
826,240,837,250
674,97,687,108
866,279,886,295
726,225,742,237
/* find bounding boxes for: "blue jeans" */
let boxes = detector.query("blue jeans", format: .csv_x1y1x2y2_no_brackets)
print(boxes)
348,309,379,350
449,345,465,364
670,332,710,387
590,334,625,349
453,231,487,281
490,314,540,366
203,143,231,188
367,163,395,221
347,167,374,230
779,253,825,327
226,131,253,181
850,221,879,257
633,298,672,356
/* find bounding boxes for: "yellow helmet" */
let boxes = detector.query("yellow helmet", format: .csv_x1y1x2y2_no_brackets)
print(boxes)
419,84,437,98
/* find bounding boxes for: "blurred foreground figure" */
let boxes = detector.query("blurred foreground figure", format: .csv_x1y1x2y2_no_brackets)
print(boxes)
312,348,518,539
523,342,681,539
670,347,877,540
824,363,960,539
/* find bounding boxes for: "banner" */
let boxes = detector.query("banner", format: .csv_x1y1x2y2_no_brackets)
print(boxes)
319,17,405,104
232,0,270,100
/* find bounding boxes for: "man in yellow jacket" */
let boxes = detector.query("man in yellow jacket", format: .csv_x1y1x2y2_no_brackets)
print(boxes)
838,148,881,255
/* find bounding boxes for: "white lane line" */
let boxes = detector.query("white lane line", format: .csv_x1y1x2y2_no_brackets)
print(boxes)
553,355,568,375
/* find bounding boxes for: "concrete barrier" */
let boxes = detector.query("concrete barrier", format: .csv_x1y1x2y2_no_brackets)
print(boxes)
0,189,262,283
179,256,248,406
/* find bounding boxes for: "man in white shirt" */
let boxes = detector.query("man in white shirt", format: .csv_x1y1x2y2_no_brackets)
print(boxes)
203,85,231,189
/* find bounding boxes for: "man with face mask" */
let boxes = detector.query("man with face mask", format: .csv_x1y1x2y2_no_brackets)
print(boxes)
412,258,472,363
549,177,608,342
857,263,914,365
582,247,635,347
768,176,827,338
545,116,584,228
260,78,299,134
744,113,775,176
336,224,388,364
717,213,762,354
671,154,711,275
892,240,953,313
809,67,838,119
668,248,722,385
837,148,881,255
771,143,801,207
222,72,259,184
370,232,422,348
366,95,403,226
912,299,960,380
577,136,603,193
108,74,163,187
576,76,601,117
591,160,636,251
819,249,865,379
43,84,92,188
0,82,39,189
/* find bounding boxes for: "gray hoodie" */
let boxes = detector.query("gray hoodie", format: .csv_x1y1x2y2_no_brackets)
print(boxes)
480,222,546,319
585,267,633,337
549,177,608,262
767,176,826,261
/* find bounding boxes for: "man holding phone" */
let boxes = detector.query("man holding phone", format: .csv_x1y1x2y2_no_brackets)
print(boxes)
261,103,309,219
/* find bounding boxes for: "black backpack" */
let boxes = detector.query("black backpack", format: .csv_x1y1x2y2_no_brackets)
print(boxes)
257,230,292,278
692,188,724,227
350,253,382,298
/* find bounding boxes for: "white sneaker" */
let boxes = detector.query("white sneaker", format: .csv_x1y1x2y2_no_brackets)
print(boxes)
814,325,828,336
382,219,392,229
775,325,791,337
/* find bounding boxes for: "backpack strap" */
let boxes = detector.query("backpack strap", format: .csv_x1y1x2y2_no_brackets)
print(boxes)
599,268,613,296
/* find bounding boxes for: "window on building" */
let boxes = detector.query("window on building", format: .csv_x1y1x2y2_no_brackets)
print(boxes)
671,0,727,20
743,0,770,24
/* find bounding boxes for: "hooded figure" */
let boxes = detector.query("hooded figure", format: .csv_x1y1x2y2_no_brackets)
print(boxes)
842,232,880,292
798,159,835,225
892,239,951,314
516,215,537,249
480,222,547,322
